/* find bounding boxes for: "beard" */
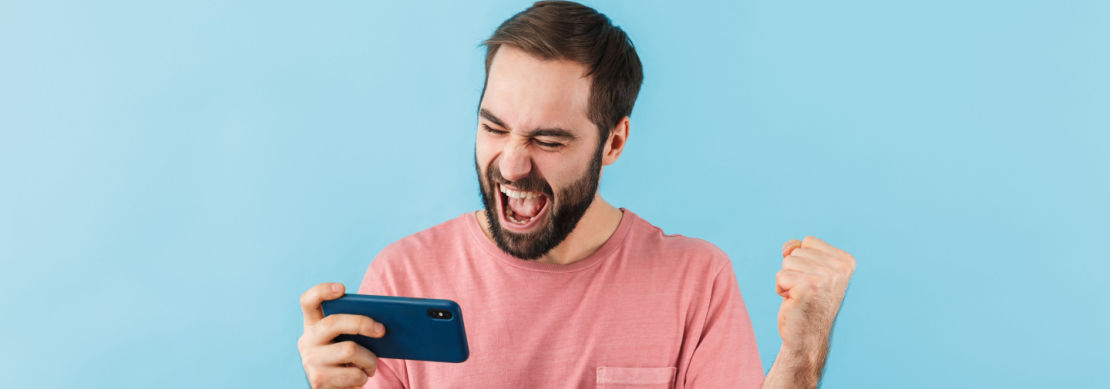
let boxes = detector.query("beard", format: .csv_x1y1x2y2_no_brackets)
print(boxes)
476,146,603,260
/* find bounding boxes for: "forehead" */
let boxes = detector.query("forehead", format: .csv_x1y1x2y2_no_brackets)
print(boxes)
481,46,593,134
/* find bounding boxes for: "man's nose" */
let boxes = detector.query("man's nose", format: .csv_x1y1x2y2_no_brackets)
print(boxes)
498,143,532,182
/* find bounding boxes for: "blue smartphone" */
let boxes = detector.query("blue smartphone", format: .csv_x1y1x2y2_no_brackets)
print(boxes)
321,294,469,363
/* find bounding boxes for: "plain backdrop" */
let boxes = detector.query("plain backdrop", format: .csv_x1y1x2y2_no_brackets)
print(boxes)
1,0,1107,387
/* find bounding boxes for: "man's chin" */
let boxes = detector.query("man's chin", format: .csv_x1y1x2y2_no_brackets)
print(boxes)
486,210,553,260
497,233,551,261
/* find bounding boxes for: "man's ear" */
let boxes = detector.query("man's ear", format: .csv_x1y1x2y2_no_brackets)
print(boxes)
601,116,630,166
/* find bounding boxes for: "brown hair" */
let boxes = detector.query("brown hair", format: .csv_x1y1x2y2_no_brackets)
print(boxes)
482,1,644,144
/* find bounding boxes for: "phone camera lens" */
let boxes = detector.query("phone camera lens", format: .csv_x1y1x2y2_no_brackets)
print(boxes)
428,309,452,320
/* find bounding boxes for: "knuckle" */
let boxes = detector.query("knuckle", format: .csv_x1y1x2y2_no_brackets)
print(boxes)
359,316,374,333
300,290,315,309
300,345,321,366
340,341,359,359
318,314,338,328
775,269,788,281
336,316,356,333
306,321,323,341
831,254,853,272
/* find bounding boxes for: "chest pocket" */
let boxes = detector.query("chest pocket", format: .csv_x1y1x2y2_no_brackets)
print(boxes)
596,366,677,388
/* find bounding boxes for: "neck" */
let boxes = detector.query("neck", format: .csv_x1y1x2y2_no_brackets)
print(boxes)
476,195,623,266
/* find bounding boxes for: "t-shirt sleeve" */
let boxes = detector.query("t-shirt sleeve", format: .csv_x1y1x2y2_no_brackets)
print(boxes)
682,262,765,388
357,252,408,389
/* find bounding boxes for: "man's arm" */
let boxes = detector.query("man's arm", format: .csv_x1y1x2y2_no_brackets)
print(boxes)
762,236,855,389
762,342,827,388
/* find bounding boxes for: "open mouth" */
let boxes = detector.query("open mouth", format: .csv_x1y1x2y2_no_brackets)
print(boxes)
496,183,550,231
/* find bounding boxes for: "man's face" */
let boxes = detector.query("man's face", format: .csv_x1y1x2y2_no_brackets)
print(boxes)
475,46,604,260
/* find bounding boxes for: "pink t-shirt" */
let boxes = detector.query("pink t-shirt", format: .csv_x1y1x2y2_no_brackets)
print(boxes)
358,209,763,388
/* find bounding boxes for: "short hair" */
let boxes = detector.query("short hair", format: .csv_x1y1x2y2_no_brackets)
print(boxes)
482,1,644,144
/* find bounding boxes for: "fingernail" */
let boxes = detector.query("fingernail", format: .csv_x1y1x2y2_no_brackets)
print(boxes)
374,322,385,335
331,284,343,293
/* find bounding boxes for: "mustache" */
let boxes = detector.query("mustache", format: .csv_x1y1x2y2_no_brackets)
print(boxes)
487,163,553,196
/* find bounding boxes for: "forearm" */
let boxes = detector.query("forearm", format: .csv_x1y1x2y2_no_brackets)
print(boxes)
764,236,853,388
761,342,827,389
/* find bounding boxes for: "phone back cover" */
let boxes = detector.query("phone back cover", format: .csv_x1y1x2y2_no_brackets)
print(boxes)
321,294,470,363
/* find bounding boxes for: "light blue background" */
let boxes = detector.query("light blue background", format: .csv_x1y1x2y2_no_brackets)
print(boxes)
1,0,1107,387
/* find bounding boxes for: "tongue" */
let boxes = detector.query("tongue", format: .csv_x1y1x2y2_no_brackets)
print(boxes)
508,196,545,218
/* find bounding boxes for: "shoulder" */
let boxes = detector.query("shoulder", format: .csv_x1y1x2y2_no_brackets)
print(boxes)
360,213,477,294
371,213,474,269
623,211,733,273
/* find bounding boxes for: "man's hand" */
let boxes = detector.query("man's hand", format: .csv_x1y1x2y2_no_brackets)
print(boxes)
764,236,855,388
298,283,387,389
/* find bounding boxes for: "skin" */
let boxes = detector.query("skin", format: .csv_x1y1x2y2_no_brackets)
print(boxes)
764,236,856,388
474,46,626,265
299,283,384,389
297,46,856,388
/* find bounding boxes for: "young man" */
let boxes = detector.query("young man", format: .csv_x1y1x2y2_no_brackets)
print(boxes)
298,2,855,388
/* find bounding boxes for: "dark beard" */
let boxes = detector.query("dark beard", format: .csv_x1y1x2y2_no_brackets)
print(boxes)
475,146,603,260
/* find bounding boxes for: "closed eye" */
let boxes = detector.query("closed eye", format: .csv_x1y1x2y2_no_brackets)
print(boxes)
482,124,507,135
534,140,563,148
482,123,565,149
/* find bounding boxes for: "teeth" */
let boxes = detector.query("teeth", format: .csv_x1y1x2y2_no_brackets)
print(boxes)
499,185,541,199
499,185,541,225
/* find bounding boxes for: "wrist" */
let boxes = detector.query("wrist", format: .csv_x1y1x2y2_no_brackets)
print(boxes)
782,332,829,359
767,331,832,388
775,339,829,382
777,343,824,368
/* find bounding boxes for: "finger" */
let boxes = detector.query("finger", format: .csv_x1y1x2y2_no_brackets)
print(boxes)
801,235,831,250
315,341,379,377
775,269,805,298
308,314,386,346
301,283,345,327
785,247,822,261
795,242,855,275
314,366,369,389
781,251,825,272
776,269,815,300
781,239,802,258
781,247,834,268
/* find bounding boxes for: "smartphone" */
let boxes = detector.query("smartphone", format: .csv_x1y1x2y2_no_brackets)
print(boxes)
321,294,469,363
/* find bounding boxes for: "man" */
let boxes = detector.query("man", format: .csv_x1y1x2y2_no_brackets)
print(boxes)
298,2,855,388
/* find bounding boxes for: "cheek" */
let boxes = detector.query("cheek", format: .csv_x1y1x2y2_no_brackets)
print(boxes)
534,152,589,189
474,133,499,170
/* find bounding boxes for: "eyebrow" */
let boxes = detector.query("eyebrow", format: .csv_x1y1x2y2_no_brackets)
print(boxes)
479,108,577,140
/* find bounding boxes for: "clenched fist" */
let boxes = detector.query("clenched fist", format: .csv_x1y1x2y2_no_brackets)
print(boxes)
775,236,855,357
